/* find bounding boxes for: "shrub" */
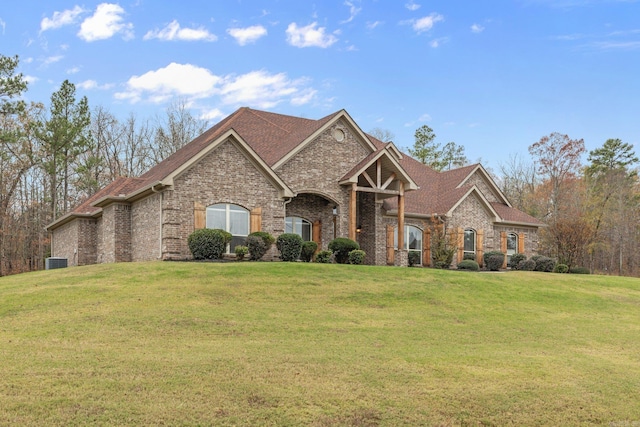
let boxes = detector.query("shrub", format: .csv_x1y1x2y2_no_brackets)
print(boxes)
518,259,536,271
554,263,569,273
276,233,303,262
246,235,267,261
483,251,505,271
187,228,232,260
457,259,479,271
248,231,275,248
315,250,332,263
509,253,526,269
348,249,366,265
569,266,591,274
434,261,450,269
534,256,556,272
234,245,248,261
300,241,318,262
463,253,476,261
408,251,421,267
328,238,360,264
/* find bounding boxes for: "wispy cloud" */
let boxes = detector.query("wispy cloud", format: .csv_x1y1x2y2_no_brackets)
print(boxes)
1,18,6,34
341,1,362,24
471,23,485,33
41,55,64,66
405,1,421,11
227,25,267,45
40,6,85,33
405,13,444,34
366,21,383,30
286,22,338,48
78,79,114,90
429,37,448,48
114,62,318,109
144,20,217,42
78,3,134,42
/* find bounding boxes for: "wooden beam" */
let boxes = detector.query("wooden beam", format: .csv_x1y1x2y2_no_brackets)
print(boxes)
355,186,399,195
349,183,357,240
397,182,405,251
362,170,376,188
377,160,382,188
381,173,396,190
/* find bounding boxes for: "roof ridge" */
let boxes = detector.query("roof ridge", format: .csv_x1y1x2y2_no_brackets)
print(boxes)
245,108,297,134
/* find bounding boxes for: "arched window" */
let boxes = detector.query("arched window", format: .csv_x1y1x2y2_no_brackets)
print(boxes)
206,203,249,253
464,229,476,257
506,232,518,262
285,216,312,241
394,225,423,264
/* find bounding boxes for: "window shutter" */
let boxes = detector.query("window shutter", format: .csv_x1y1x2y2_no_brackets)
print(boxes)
250,207,262,233
477,229,484,267
518,232,525,254
194,202,206,230
386,224,395,265
313,220,322,252
500,231,507,269
423,227,431,267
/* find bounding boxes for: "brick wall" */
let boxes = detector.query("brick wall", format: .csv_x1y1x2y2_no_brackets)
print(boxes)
51,220,78,266
131,192,162,261
77,219,98,265
162,138,285,260
285,193,336,251
101,203,132,263
465,171,501,203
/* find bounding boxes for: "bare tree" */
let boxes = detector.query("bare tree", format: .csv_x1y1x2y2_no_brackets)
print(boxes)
151,99,209,163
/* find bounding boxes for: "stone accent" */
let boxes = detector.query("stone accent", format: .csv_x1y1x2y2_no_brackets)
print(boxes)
161,138,284,260
465,170,501,203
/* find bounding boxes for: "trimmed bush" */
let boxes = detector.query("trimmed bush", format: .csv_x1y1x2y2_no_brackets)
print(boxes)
187,228,232,260
483,251,505,271
276,233,303,262
328,238,360,264
457,259,480,271
246,235,267,261
234,245,248,261
348,249,366,265
463,252,476,261
518,259,536,271
534,256,556,272
248,231,275,248
569,266,591,274
300,241,318,262
408,251,421,267
509,253,526,269
434,261,450,269
554,263,569,273
315,250,332,264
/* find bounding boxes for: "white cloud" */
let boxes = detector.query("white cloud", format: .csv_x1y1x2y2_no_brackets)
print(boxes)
366,21,383,30
24,75,38,84
429,37,448,48
471,23,485,33
66,66,80,74
1,18,6,34
144,20,217,42
42,55,64,66
200,108,225,121
40,6,85,32
78,3,133,42
115,63,317,109
286,22,338,48
405,1,421,11
227,25,267,45
412,13,444,33
78,79,114,90
341,1,362,24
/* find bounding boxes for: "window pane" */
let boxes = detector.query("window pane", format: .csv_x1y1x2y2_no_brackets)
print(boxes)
229,210,249,236
206,208,226,230
507,233,517,251
285,217,312,241
407,226,422,250
302,222,311,241
229,236,245,253
464,230,475,252
285,218,293,234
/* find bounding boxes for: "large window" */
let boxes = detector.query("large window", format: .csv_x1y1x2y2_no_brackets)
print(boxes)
206,203,249,253
394,225,423,264
285,216,312,241
506,232,518,263
464,229,476,257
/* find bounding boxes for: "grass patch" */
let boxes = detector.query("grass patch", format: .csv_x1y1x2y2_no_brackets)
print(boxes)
1,262,640,425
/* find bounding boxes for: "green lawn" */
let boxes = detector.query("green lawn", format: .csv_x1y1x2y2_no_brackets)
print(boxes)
1,262,639,426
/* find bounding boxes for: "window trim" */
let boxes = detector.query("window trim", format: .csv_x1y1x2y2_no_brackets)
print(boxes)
206,203,250,253
394,224,423,265
464,229,476,256
285,216,313,242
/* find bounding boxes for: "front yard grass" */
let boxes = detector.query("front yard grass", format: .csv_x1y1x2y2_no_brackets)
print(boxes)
1,262,639,425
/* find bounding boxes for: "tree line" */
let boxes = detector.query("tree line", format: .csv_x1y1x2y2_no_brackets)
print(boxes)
0,55,208,276
2,53,639,276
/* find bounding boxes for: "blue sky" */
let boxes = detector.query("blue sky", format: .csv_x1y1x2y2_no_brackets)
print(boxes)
2,0,639,170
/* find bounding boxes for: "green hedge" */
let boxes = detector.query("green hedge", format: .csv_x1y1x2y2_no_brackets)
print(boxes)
328,238,360,264
187,229,232,260
276,233,303,262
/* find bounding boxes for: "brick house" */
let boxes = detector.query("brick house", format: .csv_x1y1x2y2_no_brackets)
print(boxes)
46,107,543,267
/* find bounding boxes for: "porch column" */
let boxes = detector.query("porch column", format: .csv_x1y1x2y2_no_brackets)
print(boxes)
349,183,357,240
397,182,405,251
